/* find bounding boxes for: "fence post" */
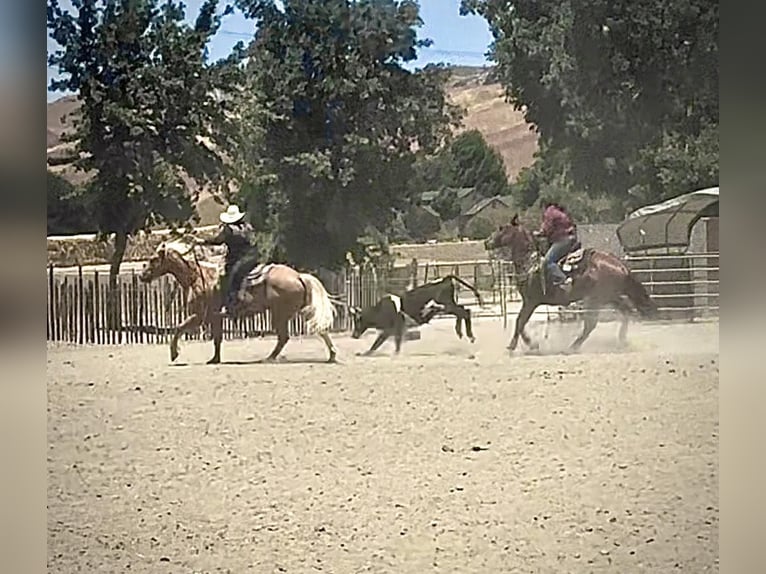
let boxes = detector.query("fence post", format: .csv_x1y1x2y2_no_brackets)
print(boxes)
77,265,84,345
48,264,55,341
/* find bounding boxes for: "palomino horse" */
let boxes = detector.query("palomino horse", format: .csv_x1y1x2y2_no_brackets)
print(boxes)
139,241,339,363
485,214,657,353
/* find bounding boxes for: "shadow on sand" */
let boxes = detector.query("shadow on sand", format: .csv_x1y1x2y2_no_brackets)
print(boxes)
169,357,342,367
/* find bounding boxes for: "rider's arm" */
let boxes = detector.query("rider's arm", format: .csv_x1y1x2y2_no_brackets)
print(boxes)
199,225,228,245
537,212,551,237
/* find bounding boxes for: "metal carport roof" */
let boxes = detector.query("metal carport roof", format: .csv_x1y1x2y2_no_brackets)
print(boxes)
616,187,719,253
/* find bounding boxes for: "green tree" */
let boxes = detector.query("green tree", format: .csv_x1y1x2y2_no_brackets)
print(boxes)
403,205,441,241
47,171,96,235
47,0,241,298
430,186,461,221
448,129,510,199
235,0,459,269
409,128,510,221
407,150,455,202
462,0,718,212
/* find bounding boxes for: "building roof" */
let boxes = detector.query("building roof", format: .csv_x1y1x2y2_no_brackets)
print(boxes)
421,205,442,219
616,186,719,253
462,195,513,217
420,190,441,203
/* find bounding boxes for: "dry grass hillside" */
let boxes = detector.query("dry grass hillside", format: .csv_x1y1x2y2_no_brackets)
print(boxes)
46,66,538,226
446,67,538,180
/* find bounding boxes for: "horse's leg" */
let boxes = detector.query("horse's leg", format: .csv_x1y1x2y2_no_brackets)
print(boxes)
170,314,203,362
570,300,600,351
207,312,223,364
611,296,633,347
265,314,290,362
317,331,338,363
510,301,538,352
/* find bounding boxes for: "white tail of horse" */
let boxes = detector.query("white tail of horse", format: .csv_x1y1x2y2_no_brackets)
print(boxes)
299,273,336,334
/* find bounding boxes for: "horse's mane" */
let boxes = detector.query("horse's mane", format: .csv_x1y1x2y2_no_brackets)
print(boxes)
161,240,224,271
162,240,196,257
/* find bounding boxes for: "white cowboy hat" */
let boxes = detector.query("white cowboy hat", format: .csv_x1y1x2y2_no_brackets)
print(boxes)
219,204,246,224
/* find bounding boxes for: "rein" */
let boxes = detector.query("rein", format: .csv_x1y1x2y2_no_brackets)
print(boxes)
167,237,211,295
490,232,545,294
189,243,209,295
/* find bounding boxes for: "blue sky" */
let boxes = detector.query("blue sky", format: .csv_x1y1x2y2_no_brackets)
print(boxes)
47,0,493,102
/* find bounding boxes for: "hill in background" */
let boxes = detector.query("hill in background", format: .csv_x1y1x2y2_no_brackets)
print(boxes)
46,66,538,226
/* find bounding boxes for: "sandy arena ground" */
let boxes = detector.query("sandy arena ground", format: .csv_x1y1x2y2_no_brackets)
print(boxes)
47,317,718,573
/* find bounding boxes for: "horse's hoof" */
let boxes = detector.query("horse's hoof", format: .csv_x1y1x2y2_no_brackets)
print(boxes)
170,351,179,362
469,336,476,344
327,354,338,364
207,357,220,365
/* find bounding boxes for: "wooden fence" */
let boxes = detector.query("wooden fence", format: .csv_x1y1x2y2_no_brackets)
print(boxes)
46,265,351,345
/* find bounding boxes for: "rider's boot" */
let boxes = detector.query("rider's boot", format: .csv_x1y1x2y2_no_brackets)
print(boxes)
548,274,572,304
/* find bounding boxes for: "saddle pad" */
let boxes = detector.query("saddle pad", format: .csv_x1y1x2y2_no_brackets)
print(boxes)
562,247,585,266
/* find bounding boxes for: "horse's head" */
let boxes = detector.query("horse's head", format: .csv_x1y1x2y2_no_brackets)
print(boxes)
484,214,535,262
140,242,185,283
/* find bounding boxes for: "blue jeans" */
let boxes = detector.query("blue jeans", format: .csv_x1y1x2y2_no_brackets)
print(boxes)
544,235,577,285
224,248,260,308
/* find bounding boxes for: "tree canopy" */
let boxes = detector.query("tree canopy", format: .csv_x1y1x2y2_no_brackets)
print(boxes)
408,128,511,222
47,171,96,235
233,0,459,269
47,0,242,276
461,0,718,216
448,129,510,199
47,0,719,271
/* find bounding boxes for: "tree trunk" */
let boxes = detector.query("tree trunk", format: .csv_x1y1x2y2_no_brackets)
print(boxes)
106,232,128,330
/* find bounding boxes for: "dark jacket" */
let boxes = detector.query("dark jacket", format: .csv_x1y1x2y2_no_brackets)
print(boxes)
204,222,257,267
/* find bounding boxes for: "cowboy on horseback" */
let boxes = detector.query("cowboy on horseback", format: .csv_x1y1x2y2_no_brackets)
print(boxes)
198,204,259,315
533,200,578,296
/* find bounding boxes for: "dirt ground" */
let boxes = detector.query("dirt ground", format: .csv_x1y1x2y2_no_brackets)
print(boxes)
47,317,719,573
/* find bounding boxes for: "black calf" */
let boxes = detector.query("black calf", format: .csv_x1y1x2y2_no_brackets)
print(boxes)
349,275,483,354
399,275,483,342
350,294,408,355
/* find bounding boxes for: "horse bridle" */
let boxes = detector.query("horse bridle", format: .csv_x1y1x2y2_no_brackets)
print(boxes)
163,236,212,313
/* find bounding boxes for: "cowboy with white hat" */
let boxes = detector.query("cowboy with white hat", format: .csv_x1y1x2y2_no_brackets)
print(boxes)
199,204,259,315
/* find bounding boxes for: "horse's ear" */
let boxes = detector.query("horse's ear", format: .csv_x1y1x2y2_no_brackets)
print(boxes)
511,213,519,226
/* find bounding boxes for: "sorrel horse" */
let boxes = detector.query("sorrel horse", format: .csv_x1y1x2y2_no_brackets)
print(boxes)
139,241,339,363
485,214,657,353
